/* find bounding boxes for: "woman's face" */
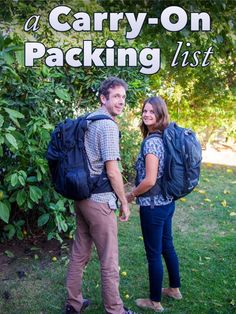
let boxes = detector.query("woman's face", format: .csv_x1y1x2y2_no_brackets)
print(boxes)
142,102,157,130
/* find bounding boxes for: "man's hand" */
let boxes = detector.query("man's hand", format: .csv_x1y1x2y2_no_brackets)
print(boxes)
119,203,130,222
106,160,131,221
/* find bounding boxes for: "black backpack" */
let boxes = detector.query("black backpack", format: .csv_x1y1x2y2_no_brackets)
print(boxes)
46,114,114,201
137,122,202,201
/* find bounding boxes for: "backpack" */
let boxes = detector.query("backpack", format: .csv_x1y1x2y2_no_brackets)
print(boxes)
137,122,202,201
46,114,114,201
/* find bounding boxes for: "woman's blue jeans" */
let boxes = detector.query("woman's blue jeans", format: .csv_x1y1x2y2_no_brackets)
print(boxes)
140,201,180,302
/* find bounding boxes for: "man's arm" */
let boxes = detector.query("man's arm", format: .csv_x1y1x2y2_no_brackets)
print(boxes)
105,160,130,222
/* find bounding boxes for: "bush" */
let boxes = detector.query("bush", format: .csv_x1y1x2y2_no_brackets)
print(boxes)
0,32,147,242
0,34,81,242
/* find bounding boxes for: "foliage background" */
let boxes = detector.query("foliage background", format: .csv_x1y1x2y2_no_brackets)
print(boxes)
0,0,235,241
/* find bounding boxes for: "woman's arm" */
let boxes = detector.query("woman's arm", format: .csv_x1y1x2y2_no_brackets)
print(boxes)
126,153,159,202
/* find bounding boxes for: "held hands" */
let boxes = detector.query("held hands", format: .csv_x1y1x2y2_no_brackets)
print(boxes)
126,192,136,204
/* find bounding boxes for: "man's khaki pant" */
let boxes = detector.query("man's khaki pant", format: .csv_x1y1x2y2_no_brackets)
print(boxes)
66,199,124,314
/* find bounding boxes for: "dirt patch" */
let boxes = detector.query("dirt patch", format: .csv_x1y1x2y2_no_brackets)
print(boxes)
0,237,69,279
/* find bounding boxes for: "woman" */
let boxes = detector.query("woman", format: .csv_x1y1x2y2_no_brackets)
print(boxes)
126,96,182,312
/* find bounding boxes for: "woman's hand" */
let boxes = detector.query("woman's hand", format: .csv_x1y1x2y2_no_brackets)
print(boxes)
126,192,135,203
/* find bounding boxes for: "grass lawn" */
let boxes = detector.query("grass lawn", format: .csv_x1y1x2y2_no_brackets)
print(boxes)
0,164,236,314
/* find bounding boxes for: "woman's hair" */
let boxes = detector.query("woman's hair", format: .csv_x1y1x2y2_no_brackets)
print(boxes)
140,96,170,138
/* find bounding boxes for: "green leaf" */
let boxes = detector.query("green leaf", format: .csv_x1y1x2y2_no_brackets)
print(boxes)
29,186,42,203
15,49,24,66
55,89,71,102
0,114,4,127
26,176,38,183
36,170,42,182
56,199,66,211
42,123,54,130
39,164,47,174
3,51,14,65
4,107,24,119
3,65,20,79
69,203,75,214
10,173,18,187
4,224,16,240
16,189,27,207
5,133,18,149
27,199,33,209
18,171,27,186
16,229,23,240
61,220,68,232
30,247,40,251
9,190,17,203
4,250,14,258
38,213,50,227
18,170,27,179
47,232,54,240
0,201,10,223
6,126,16,132
18,175,26,186
16,219,25,227
9,116,21,128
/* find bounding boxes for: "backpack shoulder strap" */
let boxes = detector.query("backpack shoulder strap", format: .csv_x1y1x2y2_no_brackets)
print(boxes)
74,113,115,134
86,113,120,137
140,132,162,157
86,114,115,123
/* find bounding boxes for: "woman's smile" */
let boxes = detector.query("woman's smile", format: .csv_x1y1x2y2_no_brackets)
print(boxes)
142,102,157,128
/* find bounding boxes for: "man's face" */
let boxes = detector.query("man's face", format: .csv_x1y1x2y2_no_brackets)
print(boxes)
100,85,126,117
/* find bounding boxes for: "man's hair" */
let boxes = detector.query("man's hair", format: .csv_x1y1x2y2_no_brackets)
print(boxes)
98,77,128,102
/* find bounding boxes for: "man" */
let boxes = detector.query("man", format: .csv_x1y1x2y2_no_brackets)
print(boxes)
65,77,137,314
